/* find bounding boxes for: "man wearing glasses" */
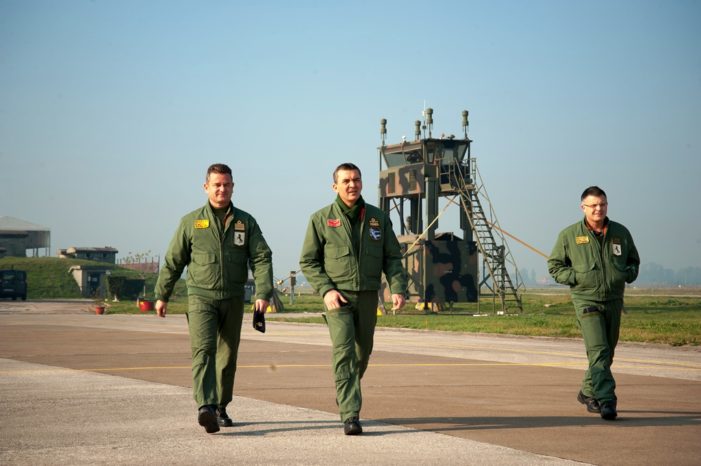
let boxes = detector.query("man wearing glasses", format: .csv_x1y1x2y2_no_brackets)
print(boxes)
548,186,640,421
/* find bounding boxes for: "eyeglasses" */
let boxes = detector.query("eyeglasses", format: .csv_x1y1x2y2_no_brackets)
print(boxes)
583,202,608,209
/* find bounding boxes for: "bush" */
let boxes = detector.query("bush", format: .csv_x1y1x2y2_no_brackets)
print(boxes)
106,276,145,300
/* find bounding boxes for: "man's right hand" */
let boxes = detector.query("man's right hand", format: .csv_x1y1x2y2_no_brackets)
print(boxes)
323,289,348,310
155,300,167,318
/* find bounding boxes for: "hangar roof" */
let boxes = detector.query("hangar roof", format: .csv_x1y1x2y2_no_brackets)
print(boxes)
0,216,50,232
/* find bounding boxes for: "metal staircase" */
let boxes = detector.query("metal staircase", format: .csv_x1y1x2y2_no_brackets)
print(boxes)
444,160,524,313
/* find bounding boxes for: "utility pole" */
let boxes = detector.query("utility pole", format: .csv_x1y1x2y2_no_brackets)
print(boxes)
289,271,296,304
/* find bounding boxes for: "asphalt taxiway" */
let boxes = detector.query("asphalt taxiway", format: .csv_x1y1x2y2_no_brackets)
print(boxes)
1,300,699,465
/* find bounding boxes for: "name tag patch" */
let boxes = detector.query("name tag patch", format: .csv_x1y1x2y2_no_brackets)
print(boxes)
575,235,589,245
194,219,209,229
327,218,341,228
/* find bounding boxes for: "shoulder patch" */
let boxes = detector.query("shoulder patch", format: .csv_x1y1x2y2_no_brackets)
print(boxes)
575,235,589,245
194,219,209,229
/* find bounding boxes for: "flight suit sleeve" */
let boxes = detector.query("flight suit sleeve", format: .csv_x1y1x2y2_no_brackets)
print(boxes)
382,214,407,295
155,219,191,302
548,230,576,286
299,215,336,298
247,218,274,300
625,230,640,284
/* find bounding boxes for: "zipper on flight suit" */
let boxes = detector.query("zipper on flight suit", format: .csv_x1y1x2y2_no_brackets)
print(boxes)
213,209,228,301
341,205,366,291
357,207,366,290
589,227,609,296
338,209,358,290
600,230,610,295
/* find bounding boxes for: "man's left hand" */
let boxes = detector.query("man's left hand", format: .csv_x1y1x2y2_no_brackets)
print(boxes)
390,293,405,311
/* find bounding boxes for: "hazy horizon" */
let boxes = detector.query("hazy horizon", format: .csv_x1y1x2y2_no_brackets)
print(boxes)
2,1,699,283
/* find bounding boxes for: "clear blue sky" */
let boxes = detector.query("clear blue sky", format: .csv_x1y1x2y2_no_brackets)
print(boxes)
1,0,699,282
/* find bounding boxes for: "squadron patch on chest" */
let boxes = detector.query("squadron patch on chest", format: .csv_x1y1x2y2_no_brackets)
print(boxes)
575,235,589,245
612,238,622,256
368,217,382,240
233,220,246,245
194,219,209,229
327,218,341,228
234,231,245,246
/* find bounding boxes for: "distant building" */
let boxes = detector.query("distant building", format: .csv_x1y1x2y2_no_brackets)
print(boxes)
58,246,118,264
0,216,51,257
67,265,112,298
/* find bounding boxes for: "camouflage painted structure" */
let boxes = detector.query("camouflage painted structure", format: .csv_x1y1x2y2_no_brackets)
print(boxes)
378,109,523,312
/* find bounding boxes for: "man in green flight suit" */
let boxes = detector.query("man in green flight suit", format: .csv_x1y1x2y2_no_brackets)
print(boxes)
548,186,639,421
155,163,273,434
300,162,407,435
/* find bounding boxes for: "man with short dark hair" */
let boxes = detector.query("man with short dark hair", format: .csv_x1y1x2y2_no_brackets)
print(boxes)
155,163,273,434
548,186,639,420
300,162,407,435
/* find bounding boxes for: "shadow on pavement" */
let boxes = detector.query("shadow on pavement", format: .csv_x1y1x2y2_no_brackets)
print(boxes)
375,411,701,431
221,419,432,437
219,419,339,436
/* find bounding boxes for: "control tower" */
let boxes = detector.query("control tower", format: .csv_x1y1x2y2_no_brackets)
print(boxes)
378,109,523,312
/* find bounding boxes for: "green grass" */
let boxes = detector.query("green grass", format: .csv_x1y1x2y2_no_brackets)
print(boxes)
267,292,701,347
3,256,699,346
1,256,89,298
0,256,185,300
104,291,701,346
101,299,189,315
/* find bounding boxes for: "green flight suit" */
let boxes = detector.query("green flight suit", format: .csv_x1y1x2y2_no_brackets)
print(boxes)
548,217,639,403
300,197,406,422
155,202,273,409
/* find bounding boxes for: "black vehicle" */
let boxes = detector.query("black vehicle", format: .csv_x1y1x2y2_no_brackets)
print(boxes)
0,269,27,300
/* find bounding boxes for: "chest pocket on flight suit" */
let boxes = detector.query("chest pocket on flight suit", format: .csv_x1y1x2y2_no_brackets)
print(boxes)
362,243,383,278
609,241,630,284
190,253,218,289
573,261,599,291
324,245,352,280
224,247,248,283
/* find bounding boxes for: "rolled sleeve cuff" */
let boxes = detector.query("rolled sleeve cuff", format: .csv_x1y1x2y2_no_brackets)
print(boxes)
319,285,335,298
